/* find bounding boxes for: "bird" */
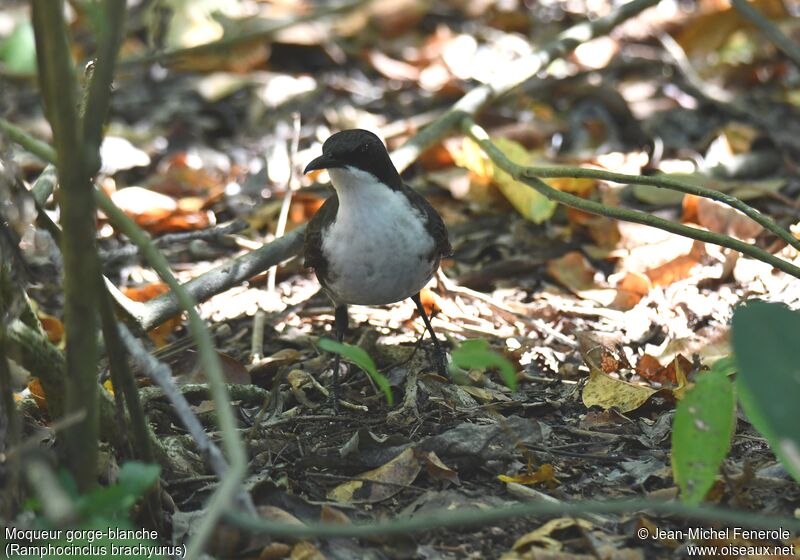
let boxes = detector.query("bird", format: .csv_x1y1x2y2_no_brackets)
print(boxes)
303,129,452,407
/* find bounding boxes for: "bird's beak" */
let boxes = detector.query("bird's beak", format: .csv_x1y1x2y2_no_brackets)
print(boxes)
304,153,343,174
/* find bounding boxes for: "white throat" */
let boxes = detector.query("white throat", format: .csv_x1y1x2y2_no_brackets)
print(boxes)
328,166,386,206
321,166,437,305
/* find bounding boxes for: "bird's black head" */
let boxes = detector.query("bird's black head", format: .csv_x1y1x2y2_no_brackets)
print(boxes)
303,129,402,189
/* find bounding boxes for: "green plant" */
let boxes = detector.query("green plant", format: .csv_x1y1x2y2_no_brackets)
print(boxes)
7,462,161,560
319,338,393,405
450,338,518,391
671,360,736,504
732,300,800,483
672,300,800,504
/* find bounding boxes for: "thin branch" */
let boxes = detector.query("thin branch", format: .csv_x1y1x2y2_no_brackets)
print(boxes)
730,0,800,68
268,114,301,293
129,227,305,331
521,164,800,253
33,0,100,491
117,324,255,516
0,118,56,163
81,0,127,175
226,497,800,538
462,118,800,280
93,189,247,557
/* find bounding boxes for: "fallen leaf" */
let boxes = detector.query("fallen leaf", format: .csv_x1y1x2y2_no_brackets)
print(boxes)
644,241,705,287
695,197,763,240
512,518,594,553
498,464,559,487
327,448,421,504
422,451,460,486
582,369,658,413
37,312,64,345
122,283,182,347
28,378,47,411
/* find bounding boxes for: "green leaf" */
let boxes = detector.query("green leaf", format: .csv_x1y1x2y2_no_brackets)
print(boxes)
117,461,161,496
450,339,518,391
76,462,160,518
671,363,735,504
732,300,800,484
0,20,37,77
319,339,393,406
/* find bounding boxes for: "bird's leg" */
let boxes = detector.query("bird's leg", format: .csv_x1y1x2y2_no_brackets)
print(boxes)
331,303,348,412
411,293,448,377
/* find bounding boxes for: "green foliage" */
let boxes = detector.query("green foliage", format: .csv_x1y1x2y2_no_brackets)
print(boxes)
732,300,800,484
671,362,735,504
76,462,161,519
319,338,393,406
450,338,518,391
9,462,161,560
0,20,37,77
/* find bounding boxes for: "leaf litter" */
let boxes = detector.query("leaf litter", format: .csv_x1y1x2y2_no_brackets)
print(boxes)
4,0,800,557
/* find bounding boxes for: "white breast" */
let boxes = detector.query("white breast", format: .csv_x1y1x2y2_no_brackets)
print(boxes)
321,167,437,305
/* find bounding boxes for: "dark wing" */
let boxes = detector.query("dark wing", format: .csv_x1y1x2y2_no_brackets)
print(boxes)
303,193,339,275
401,184,453,259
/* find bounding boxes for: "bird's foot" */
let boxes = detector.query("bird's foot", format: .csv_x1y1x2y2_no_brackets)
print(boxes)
328,388,340,414
329,355,341,413
431,342,449,378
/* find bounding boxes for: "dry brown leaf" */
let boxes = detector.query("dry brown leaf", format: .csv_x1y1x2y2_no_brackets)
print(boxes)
28,378,47,411
37,312,64,345
422,451,460,486
319,505,350,525
365,49,420,81
695,197,763,240
327,448,422,504
173,350,250,385
122,283,182,347
644,241,705,287
290,541,325,560
547,251,596,293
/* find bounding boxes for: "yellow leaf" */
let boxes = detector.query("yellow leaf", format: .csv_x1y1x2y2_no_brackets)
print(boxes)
452,138,556,223
492,138,557,223
498,464,559,486
581,369,657,413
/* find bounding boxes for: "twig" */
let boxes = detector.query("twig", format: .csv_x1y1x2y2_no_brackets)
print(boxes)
268,113,301,293
522,161,800,253
0,118,56,163
94,189,248,558
730,0,800,68
98,220,248,264
129,227,305,331
657,32,734,103
226,496,800,538
117,324,255,516
32,0,101,490
81,0,126,175
96,277,155,469
24,457,76,526
251,310,266,362
463,118,800,280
